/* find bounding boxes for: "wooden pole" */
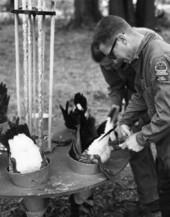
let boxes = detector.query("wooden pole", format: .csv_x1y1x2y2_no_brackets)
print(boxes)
38,0,42,10
14,0,21,118
48,14,55,151
37,0,43,148
22,0,29,124
32,14,37,136
42,0,46,81
28,0,33,133
14,0,55,151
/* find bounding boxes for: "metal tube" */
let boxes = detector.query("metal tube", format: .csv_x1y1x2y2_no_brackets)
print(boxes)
48,14,55,151
42,0,46,77
22,0,29,124
37,0,43,147
32,15,37,136
14,0,21,118
28,0,33,133
38,0,42,10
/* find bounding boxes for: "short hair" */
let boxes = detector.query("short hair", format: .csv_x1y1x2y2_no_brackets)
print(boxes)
93,15,131,48
91,42,105,63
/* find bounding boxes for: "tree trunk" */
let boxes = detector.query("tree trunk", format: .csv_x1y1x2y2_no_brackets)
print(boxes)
73,0,102,28
5,0,14,11
109,0,135,26
124,0,135,26
108,0,155,29
109,0,126,19
135,0,155,29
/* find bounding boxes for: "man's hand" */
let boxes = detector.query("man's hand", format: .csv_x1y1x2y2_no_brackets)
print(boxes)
119,133,144,152
120,124,132,138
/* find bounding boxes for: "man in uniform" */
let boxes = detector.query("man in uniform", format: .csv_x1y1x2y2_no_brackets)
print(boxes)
92,15,170,217
91,43,161,217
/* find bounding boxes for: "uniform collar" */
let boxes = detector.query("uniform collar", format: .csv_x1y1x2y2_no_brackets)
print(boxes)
133,33,156,60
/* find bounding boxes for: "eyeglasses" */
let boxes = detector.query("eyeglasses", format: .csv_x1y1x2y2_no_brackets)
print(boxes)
108,38,118,59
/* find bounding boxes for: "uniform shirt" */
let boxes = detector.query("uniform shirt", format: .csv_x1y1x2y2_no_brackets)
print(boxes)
100,63,136,108
100,27,162,112
121,33,170,145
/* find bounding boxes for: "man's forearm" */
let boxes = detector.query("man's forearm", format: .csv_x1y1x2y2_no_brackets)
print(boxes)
120,92,148,127
109,90,124,108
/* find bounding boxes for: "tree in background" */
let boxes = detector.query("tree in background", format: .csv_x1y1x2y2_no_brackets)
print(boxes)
109,0,156,29
73,0,102,28
1,0,14,11
3,0,156,30
109,0,135,26
135,0,155,29
73,0,156,29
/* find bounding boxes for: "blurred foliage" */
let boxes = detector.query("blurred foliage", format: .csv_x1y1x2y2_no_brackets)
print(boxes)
0,0,170,26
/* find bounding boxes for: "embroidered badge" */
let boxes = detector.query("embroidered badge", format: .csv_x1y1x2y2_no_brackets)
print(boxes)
155,60,168,82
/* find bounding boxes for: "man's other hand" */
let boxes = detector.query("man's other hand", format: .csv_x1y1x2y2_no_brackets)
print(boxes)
120,124,132,138
119,133,144,152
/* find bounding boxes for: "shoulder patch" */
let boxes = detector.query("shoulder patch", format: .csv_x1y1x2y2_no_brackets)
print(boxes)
155,60,168,82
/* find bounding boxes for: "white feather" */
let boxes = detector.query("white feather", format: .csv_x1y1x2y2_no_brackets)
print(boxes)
86,117,116,163
9,134,43,173
104,117,113,133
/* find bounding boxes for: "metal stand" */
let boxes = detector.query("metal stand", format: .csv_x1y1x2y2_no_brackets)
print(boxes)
12,0,55,151
11,0,56,215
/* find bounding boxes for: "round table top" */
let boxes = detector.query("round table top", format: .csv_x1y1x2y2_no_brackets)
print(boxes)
0,144,130,198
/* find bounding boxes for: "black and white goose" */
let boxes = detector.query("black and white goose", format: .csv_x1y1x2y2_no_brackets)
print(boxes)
0,119,47,173
60,92,88,130
79,106,119,165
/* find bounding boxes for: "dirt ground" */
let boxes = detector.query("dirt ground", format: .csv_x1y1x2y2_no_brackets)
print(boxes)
0,15,170,217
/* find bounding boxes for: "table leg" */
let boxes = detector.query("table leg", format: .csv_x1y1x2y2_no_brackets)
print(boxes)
23,197,47,217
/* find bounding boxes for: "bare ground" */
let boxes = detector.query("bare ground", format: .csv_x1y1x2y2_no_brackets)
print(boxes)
0,17,170,217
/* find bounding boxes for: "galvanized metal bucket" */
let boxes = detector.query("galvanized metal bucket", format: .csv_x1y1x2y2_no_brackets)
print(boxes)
7,158,50,188
68,153,100,175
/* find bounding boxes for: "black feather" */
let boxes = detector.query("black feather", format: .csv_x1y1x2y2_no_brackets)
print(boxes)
80,114,98,152
60,93,88,130
96,106,119,136
0,82,10,123
0,119,33,153
74,92,87,113
69,124,82,160
60,102,78,130
96,120,106,136
98,125,117,142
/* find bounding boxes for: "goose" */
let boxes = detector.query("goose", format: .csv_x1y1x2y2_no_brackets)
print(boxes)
0,120,44,173
60,92,87,130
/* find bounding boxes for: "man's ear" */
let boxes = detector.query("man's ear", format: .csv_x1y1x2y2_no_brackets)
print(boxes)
117,33,127,45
